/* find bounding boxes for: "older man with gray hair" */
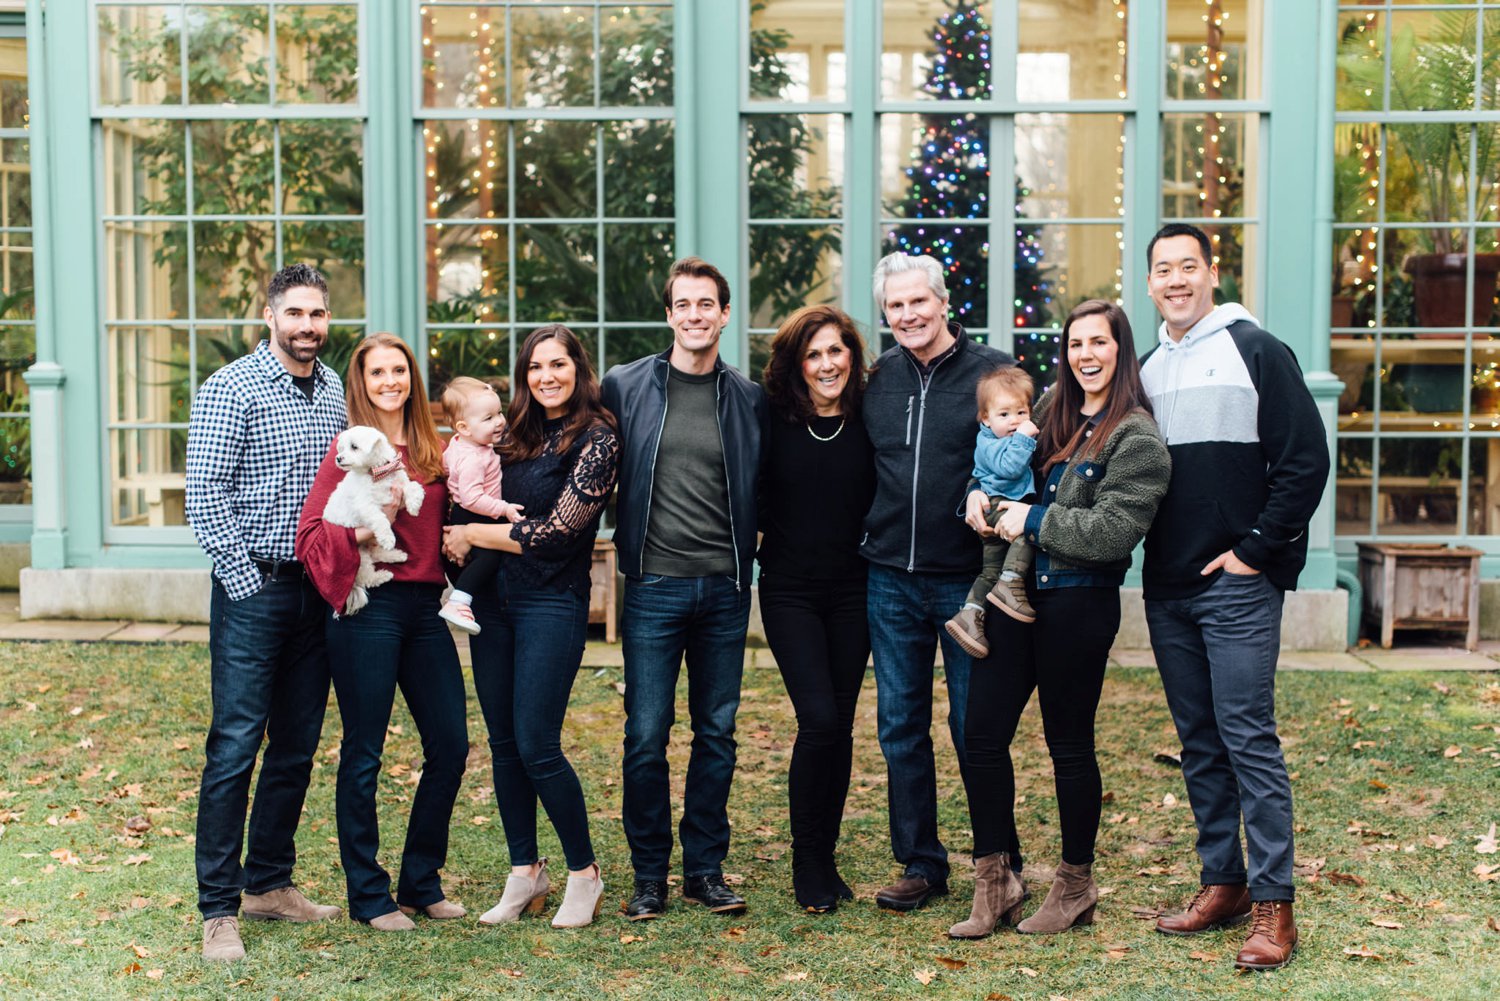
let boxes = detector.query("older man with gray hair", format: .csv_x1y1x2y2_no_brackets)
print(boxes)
861,252,1012,911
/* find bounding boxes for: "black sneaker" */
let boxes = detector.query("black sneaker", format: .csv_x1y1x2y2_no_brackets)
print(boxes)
624,879,668,921
682,874,747,914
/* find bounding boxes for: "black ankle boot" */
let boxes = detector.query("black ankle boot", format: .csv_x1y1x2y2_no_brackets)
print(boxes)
792,851,836,913
825,857,853,900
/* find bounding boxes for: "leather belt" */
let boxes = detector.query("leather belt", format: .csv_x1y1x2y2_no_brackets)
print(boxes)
250,556,305,580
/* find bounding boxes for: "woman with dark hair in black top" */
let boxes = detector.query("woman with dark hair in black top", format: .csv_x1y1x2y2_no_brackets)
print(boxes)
443,324,620,930
759,304,877,913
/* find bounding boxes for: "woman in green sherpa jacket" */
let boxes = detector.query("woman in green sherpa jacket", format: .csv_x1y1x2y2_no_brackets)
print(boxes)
947,299,1171,941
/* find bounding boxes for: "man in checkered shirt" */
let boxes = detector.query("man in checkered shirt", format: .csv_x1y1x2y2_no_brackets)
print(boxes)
185,264,348,962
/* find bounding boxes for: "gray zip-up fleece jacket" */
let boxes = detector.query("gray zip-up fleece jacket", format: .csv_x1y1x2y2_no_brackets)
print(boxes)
860,324,1011,574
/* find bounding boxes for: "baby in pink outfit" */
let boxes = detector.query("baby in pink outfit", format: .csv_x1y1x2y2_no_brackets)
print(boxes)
439,376,524,634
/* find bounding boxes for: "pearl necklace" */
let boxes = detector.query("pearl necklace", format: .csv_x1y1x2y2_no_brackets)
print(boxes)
806,415,846,442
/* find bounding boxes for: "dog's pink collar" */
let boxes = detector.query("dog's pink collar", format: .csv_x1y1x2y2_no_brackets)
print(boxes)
371,458,404,481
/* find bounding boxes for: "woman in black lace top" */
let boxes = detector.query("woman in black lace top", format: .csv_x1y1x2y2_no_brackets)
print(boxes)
443,324,619,929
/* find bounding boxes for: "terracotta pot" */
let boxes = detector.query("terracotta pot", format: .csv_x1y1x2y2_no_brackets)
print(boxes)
1404,252,1500,328
1330,293,1356,331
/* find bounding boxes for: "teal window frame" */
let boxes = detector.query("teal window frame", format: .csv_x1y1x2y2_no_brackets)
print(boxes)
90,0,368,546
732,1,1271,374
21,0,1338,586
0,16,31,536
413,1,677,391
1331,0,1500,552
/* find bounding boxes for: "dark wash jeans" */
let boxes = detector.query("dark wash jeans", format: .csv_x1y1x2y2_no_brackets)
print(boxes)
325,582,469,921
198,576,331,919
1145,570,1294,901
866,562,975,884
758,570,869,859
469,571,595,871
620,573,751,880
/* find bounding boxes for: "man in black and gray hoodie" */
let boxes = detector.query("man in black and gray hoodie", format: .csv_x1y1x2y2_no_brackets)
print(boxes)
860,252,1011,911
1139,223,1329,971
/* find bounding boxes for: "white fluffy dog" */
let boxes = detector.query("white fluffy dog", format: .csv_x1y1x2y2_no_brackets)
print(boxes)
321,425,424,616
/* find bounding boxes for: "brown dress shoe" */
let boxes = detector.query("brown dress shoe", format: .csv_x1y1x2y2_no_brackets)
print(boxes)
874,873,948,911
1235,900,1297,970
1155,883,1251,935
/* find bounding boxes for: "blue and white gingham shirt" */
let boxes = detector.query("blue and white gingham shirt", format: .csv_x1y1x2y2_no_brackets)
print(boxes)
185,341,347,600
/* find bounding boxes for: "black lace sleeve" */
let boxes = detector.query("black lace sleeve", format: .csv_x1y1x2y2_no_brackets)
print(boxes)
510,424,619,559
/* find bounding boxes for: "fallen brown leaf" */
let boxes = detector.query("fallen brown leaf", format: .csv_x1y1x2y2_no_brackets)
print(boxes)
1343,945,1382,959
935,956,966,970
145,970,163,981
783,972,809,982
1475,823,1498,855
913,969,936,985
130,943,150,958
123,853,151,867
1473,863,1500,882
984,994,1014,1001
1487,915,1499,932
618,934,643,944
1370,919,1404,929
1444,745,1463,759
1188,950,1218,962
1427,834,1453,849
1018,967,1039,978
1327,871,1366,886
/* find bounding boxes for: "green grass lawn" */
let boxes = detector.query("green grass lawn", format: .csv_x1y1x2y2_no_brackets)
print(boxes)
0,640,1497,1000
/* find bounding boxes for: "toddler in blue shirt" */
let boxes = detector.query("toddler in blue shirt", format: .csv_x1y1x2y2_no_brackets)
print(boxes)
945,366,1038,658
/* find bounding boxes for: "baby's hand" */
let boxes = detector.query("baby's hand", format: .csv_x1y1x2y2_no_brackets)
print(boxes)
503,502,525,522
1017,419,1039,438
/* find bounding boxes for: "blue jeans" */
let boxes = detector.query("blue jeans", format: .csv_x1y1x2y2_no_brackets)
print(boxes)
1145,571,1294,901
867,562,975,883
469,573,595,871
197,576,330,918
621,574,751,880
326,582,469,921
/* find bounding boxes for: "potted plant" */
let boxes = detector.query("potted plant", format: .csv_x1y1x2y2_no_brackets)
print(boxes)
1339,11,1500,328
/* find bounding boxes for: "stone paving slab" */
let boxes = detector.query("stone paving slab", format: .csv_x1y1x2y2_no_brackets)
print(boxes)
1357,648,1500,672
0,619,133,641
170,625,212,644
1279,651,1375,672
106,622,188,642
1109,648,1158,668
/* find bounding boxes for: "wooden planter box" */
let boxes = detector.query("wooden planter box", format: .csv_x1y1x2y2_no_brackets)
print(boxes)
1356,542,1481,650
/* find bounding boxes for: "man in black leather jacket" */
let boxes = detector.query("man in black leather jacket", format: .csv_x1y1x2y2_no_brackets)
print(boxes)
601,257,767,921
861,252,1011,911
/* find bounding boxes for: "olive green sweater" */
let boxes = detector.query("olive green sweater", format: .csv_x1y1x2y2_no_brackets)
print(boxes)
1020,392,1172,586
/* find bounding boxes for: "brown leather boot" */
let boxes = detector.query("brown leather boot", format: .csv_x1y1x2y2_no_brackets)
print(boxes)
1016,860,1097,934
948,852,1026,939
1235,900,1297,970
1155,883,1251,935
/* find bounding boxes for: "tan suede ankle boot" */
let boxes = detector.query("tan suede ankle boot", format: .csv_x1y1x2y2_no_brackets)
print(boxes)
948,852,1026,939
1016,860,1097,934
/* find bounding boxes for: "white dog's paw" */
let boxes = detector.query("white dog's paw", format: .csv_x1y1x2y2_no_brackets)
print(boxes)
368,567,394,587
344,585,369,616
370,547,408,564
373,524,397,551
403,480,424,516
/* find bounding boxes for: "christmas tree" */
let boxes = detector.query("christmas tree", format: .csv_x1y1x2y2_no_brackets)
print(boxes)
889,1,1054,377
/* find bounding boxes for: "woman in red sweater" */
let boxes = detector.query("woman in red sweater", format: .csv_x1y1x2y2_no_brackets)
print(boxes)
295,332,468,931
